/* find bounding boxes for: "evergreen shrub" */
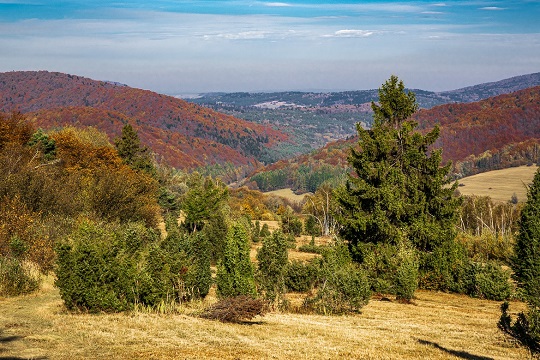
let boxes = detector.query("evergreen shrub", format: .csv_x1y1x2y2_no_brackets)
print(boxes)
419,240,470,293
55,221,210,312
256,231,288,308
466,261,512,301
303,242,371,314
285,260,318,292
395,242,419,302
216,223,257,298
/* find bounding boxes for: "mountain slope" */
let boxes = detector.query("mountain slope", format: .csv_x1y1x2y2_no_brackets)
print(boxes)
414,86,540,162
0,71,288,169
247,86,540,191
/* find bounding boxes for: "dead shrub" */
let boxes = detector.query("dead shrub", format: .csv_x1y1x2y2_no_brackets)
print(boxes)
200,295,268,323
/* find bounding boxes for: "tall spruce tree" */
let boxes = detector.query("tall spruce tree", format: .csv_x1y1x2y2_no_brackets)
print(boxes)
499,167,540,355
336,75,460,259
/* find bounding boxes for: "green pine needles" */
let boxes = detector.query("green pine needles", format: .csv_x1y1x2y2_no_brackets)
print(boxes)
336,75,461,256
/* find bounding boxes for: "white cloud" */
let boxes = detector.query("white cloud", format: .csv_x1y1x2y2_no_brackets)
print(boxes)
204,30,269,40
329,29,376,38
263,2,292,7
480,6,506,11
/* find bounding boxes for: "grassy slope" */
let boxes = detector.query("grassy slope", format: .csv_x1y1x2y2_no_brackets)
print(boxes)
263,189,309,203
458,165,538,202
0,276,528,359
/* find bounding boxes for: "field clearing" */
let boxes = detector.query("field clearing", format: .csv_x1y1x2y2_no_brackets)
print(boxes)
458,165,538,202
264,188,309,203
0,276,528,359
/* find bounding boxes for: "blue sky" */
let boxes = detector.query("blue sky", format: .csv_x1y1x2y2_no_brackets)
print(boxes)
1,1,539,93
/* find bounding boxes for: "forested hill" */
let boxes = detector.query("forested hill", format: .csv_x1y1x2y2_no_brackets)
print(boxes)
0,71,288,170
247,86,540,192
414,85,540,165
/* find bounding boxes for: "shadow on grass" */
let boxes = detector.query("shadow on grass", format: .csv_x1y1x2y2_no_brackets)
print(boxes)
0,330,48,360
0,336,23,344
417,339,494,360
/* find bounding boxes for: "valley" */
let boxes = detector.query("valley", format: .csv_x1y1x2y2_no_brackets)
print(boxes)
2,71,540,359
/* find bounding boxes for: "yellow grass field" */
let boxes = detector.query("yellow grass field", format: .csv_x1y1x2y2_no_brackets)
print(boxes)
458,165,538,202
264,188,309,203
0,276,528,360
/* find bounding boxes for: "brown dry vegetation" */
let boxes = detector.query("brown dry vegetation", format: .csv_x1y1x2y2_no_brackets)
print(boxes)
0,276,529,360
458,165,538,202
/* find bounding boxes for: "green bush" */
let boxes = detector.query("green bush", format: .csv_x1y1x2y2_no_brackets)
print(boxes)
285,260,318,292
260,223,271,237
419,240,512,300
466,261,512,301
55,222,141,312
456,232,514,264
304,216,320,237
303,242,371,314
359,242,399,294
499,302,540,355
256,231,288,308
303,263,370,315
281,208,303,237
0,257,41,297
55,221,211,312
216,223,257,298
419,239,470,293
358,241,418,300
395,243,419,302
297,244,328,255
285,234,297,249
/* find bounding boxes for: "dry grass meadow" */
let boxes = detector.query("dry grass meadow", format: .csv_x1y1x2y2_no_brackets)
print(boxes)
0,274,529,360
264,188,309,203
3,169,539,359
457,165,538,202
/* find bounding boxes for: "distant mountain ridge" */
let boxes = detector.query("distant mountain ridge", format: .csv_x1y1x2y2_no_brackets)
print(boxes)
0,71,288,170
189,72,540,109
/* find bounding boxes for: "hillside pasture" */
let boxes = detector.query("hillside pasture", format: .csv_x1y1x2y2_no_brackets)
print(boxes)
458,165,538,202
264,188,309,203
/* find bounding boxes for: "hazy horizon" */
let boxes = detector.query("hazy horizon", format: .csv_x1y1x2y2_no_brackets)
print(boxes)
1,1,539,94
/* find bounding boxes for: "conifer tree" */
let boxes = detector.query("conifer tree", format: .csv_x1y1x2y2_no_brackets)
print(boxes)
114,124,155,175
499,167,540,355
216,223,257,298
513,168,540,304
336,75,460,259
256,231,288,307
